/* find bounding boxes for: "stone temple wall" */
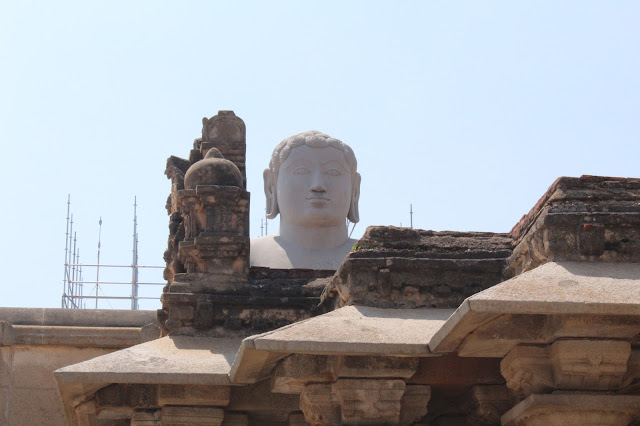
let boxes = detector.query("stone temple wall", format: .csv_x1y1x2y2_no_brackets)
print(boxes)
0,308,158,425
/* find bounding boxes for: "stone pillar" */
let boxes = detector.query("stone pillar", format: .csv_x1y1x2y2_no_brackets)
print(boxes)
500,339,640,425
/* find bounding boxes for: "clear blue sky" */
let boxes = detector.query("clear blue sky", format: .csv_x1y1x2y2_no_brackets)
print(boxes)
1,1,638,309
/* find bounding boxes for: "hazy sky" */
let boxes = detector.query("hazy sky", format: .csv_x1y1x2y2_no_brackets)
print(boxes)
1,1,638,310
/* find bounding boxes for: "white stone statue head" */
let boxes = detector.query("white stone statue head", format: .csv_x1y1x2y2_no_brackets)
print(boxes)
263,131,361,228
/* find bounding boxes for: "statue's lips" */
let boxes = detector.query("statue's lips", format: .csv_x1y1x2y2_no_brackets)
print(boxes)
306,197,330,206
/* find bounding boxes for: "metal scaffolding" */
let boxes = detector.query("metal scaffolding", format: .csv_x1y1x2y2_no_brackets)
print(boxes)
61,196,164,310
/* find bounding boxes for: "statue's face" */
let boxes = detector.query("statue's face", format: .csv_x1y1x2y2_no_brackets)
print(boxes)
276,145,352,227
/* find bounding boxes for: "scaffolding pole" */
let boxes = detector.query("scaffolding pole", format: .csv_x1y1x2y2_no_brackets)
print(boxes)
131,197,139,310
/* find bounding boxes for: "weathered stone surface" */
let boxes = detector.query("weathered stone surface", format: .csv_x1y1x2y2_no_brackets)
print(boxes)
334,379,406,425
55,336,239,386
501,394,640,425
507,176,640,277
460,385,515,425
272,354,419,395
272,354,340,394
339,356,419,379
158,384,230,407
131,409,161,426
221,413,249,425
8,387,68,425
501,340,635,398
230,306,451,385
246,306,452,356
501,345,554,398
184,149,244,190
227,379,300,420
0,309,156,426
322,227,513,309
0,307,156,328
399,385,431,425
289,412,310,425
300,379,427,425
409,353,504,389
430,261,640,355
159,270,329,337
161,406,225,425
300,383,340,425
0,320,16,345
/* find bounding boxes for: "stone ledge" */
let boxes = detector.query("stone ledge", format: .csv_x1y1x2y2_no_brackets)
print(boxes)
0,308,156,327
429,261,640,355
9,325,144,348
502,394,640,425
229,306,453,384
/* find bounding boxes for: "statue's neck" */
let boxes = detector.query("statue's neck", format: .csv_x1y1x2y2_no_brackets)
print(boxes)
278,219,349,249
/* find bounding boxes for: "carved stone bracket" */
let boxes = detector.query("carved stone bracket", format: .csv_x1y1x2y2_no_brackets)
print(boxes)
300,379,430,425
501,340,634,399
460,385,516,425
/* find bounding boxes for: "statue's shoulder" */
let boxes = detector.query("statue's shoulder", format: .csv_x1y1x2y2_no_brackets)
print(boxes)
250,235,280,249
250,235,292,268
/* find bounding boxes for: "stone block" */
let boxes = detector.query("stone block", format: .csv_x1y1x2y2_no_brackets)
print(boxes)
460,385,515,425
0,346,11,387
8,387,67,426
323,227,512,309
333,379,406,425
158,384,230,406
139,323,162,343
228,379,300,413
300,383,340,425
288,412,310,425
502,394,640,426
96,384,158,410
161,406,225,425
410,353,503,388
0,387,8,425
0,321,16,345
339,356,418,379
399,385,431,425
549,339,631,390
501,345,553,398
502,340,635,399
12,346,109,390
221,413,249,425
272,354,340,394
131,409,161,426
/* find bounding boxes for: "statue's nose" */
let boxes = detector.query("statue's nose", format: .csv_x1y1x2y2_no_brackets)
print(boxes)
310,171,327,192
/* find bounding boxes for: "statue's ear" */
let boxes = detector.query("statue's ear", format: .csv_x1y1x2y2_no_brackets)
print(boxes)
347,172,361,223
264,168,279,219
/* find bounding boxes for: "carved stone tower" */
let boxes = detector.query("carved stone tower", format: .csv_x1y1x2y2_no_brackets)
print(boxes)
160,111,251,335
159,111,330,337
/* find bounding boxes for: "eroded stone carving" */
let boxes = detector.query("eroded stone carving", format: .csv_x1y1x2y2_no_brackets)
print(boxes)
502,340,635,399
300,379,429,425
251,131,361,270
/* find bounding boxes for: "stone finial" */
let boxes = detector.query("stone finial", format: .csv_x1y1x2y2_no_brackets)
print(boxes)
202,111,246,143
184,149,243,190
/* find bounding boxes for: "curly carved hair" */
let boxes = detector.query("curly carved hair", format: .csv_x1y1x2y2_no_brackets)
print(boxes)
268,131,357,183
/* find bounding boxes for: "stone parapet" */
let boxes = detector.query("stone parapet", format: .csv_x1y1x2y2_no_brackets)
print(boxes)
159,268,331,337
322,227,513,309
507,175,640,276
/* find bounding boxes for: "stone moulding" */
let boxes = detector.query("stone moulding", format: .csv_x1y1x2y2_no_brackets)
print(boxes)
501,340,637,399
501,394,640,426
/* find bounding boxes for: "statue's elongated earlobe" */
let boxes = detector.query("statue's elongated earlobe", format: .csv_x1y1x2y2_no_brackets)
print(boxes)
264,168,279,219
348,172,361,223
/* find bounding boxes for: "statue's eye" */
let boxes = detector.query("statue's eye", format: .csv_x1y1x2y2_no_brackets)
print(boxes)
292,167,310,175
326,169,341,176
